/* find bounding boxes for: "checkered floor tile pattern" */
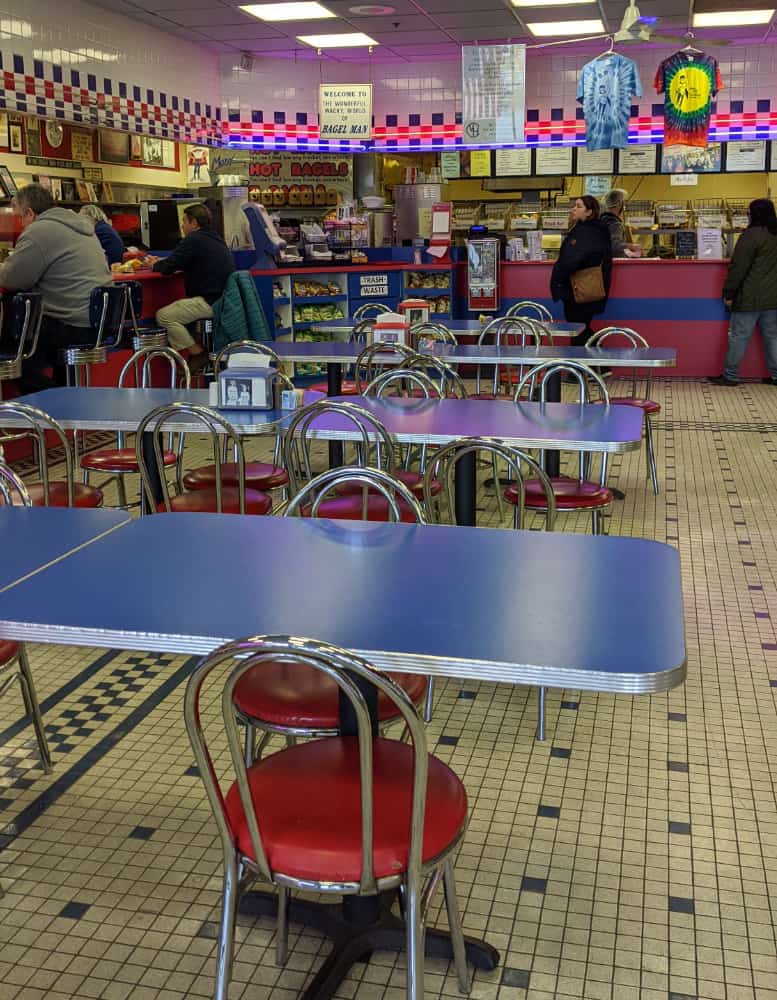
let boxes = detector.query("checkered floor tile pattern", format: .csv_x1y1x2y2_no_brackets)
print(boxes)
2,377,777,1000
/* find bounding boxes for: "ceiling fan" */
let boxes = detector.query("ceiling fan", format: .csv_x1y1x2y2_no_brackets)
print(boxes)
527,0,730,49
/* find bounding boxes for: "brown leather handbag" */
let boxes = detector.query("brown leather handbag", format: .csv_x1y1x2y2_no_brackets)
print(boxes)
570,265,605,304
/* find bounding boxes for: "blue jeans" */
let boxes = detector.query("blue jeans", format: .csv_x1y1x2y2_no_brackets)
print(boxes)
723,310,777,380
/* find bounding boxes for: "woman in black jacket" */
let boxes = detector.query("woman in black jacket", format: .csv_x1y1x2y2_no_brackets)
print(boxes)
550,195,613,347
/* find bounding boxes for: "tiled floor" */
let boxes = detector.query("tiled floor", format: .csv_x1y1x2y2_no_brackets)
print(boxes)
2,377,777,1000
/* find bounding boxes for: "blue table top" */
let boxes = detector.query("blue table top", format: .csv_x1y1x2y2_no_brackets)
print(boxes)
271,338,676,368
304,395,644,452
0,506,131,593
302,319,583,337
9,387,286,436
0,514,686,692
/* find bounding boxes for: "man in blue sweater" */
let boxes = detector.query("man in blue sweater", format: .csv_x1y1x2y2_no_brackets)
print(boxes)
152,203,234,372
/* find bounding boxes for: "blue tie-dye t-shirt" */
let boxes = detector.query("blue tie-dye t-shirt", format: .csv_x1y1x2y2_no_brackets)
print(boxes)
577,54,642,151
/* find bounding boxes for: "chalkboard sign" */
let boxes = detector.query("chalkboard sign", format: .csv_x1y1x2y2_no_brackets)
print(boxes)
675,231,697,259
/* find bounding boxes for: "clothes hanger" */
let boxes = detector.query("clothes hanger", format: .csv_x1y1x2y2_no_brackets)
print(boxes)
681,31,702,53
593,35,616,59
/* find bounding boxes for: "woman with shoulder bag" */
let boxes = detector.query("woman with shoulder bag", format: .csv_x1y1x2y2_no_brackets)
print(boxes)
550,195,613,348
709,198,777,386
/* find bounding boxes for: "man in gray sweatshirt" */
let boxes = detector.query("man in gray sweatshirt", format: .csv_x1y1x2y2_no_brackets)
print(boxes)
0,183,110,386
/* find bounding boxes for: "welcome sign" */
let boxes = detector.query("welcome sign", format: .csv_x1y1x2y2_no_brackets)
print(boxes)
319,84,373,140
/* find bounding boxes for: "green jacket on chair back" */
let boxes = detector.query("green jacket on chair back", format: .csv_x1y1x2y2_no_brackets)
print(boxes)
211,270,272,350
723,226,777,313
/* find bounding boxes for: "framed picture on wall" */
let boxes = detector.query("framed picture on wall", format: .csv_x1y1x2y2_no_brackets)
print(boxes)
71,130,95,163
0,113,8,149
725,140,767,172
0,165,18,197
130,133,143,159
141,136,164,167
9,124,22,153
25,125,42,157
51,177,63,201
99,129,130,164
161,139,176,169
616,145,658,174
660,143,721,173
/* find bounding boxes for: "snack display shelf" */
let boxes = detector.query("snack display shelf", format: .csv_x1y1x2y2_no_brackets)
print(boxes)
293,294,348,305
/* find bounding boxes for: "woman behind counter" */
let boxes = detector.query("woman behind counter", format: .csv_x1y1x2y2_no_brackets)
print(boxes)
550,195,613,348
79,204,125,267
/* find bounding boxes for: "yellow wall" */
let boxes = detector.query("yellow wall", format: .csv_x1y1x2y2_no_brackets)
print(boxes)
0,148,189,193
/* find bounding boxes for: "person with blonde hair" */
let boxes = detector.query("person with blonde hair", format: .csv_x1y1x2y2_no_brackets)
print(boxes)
79,203,124,266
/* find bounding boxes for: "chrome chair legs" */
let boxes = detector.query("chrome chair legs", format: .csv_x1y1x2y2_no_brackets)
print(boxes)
275,884,289,967
443,858,471,994
645,415,659,495
536,687,547,742
0,645,52,773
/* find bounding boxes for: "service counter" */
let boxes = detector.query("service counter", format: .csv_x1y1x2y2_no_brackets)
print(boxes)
114,257,764,380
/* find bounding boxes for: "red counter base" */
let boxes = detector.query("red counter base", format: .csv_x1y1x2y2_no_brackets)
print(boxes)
461,260,768,380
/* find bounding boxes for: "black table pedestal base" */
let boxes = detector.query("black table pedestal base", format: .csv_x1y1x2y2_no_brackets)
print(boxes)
326,362,344,468
238,889,499,1000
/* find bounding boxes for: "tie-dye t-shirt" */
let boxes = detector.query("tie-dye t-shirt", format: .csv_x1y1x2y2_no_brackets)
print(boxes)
654,51,723,148
577,54,642,151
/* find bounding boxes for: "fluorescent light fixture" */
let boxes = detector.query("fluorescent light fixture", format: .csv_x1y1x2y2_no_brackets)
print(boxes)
693,8,773,25
240,2,335,21
297,30,378,45
513,0,592,6
527,18,603,34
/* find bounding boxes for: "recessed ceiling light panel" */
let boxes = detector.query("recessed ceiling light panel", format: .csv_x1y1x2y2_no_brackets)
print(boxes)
297,30,379,45
692,8,773,26
240,2,336,21
527,18,604,35
513,0,592,6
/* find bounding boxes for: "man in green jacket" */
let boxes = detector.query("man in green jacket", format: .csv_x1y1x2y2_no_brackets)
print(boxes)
710,198,777,386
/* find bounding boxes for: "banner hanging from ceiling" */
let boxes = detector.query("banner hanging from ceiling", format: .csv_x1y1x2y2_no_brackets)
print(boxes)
319,84,373,140
461,44,526,146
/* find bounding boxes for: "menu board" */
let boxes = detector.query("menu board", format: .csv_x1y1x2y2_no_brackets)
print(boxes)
675,231,698,259
440,151,461,179
494,148,532,176
576,148,614,174
469,150,492,177
617,145,658,174
535,146,573,175
725,140,767,172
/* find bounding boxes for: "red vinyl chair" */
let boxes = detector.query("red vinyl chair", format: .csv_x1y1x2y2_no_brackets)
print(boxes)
308,336,414,397
184,635,471,1000
586,326,660,494
80,345,190,507
135,402,272,515
0,401,103,508
511,361,613,535
0,461,52,773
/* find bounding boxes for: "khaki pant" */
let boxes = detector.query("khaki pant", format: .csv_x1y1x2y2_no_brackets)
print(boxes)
156,296,213,350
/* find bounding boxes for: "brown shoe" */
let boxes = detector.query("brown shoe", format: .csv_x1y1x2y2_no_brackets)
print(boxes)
187,351,210,375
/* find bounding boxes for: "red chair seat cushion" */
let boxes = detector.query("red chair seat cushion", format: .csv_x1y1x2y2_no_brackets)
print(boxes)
157,487,272,515
608,397,661,415
335,469,441,500
309,380,358,396
505,477,612,510
81,448,177,472
468,392,511,401
0,641,18,666
234,661,427,729
302,493,419,523
27,482,104,508
224,736,467,883
183,462,289,491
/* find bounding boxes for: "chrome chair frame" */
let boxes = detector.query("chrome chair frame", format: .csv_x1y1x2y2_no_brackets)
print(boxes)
0,293,44,400
283,399,398,499
0,461,52,774
81,346,191,507
476,316,541,397
213,339,281,371
135,402,249,514
62,283,130,385
410,321,458,348
506,300,553,322
353,341,416,393
586,326,658,494
184,634,470,1000
353,302,392,320
514,361,612,535
0,401,78,506
285,465,426,522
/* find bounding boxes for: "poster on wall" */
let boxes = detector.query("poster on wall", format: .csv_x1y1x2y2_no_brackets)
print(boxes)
70,130,94,163
661,143,721,173
494,148,531,176
99,130,130,165
9,124,22,153
187,146,210,186
725,140,766,172
318,84,372,140
240,151,353,207
535,146,573,175
575,148,614,175
0,113,8,149
462,44,526,145
440,151,461,179
584,175,612,196
469,150,492,177
617,145,658,174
